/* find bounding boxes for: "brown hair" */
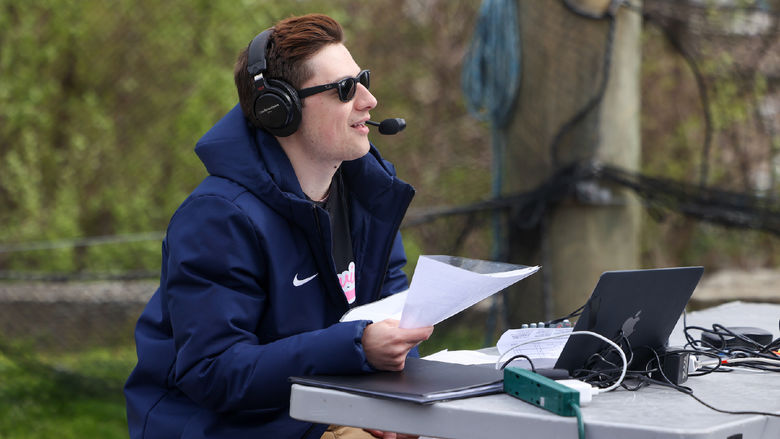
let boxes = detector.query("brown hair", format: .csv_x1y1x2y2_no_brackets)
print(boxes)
234,14,344,126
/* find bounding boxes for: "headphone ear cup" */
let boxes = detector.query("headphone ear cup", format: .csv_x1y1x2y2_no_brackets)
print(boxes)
253,79,302,137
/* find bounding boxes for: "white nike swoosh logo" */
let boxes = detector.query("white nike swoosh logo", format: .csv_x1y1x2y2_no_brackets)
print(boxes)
293,272,318,287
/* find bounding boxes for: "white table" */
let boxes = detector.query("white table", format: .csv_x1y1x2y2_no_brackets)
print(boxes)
290,302,780,439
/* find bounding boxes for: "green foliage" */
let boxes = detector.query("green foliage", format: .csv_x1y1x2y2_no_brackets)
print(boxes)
0,0,491,275
0,341,136,439
418,321,485,357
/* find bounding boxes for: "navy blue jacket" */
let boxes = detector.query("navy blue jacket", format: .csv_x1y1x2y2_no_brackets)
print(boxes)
124,105,415,439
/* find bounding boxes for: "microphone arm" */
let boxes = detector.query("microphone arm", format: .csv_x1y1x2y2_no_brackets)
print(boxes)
366,118,406,135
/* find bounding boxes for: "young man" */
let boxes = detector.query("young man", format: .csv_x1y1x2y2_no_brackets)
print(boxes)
124,14,432,439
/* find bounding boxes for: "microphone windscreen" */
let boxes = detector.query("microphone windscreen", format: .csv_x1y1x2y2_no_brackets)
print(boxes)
378,118,406,135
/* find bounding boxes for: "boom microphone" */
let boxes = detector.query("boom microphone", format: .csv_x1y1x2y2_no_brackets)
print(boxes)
366,118,406,135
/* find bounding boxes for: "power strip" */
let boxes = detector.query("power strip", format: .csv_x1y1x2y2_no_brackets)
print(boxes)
503,367,580,416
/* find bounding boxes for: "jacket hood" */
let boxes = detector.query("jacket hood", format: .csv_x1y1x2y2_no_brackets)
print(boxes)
194,105,302,196
194,105,310,221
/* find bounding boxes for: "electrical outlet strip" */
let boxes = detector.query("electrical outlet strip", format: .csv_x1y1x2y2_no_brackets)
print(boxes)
503,367,580,416
555,379,597,405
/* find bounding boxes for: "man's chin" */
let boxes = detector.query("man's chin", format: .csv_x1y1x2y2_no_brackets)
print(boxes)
347,143,371,161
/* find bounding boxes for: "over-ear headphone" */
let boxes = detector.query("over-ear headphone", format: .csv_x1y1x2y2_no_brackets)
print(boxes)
246,29,302,137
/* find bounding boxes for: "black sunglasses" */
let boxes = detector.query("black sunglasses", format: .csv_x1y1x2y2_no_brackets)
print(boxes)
297,69,370,102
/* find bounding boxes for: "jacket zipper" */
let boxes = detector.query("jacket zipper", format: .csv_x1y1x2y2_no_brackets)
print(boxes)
373,186,415,302
312,204,348,309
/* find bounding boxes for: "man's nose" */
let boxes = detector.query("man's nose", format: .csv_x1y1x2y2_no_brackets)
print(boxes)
354,83,377,110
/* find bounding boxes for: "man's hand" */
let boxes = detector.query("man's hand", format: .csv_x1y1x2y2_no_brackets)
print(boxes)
364,429,418,439
362,319,433,371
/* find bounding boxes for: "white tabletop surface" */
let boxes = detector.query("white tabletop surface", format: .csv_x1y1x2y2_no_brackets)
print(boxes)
291,302,780,439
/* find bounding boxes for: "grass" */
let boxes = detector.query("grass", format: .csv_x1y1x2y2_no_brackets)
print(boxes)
0,342,136,439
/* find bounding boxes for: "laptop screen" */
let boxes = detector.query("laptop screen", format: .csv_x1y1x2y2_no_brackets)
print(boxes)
554,266,704,376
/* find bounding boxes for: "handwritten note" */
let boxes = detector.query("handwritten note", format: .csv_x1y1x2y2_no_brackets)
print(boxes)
496,327,572,367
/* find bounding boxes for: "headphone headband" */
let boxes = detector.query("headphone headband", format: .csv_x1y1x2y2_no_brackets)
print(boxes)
247,29,272,76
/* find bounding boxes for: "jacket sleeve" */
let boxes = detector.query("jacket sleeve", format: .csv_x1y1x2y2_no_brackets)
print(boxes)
163,194,372,413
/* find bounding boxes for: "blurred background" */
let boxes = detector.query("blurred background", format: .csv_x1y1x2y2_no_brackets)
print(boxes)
1,0,779,437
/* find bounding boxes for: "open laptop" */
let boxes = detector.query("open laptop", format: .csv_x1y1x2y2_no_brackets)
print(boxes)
554,266,704,375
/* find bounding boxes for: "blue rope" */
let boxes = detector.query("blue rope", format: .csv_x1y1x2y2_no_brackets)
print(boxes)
461,0,522,345
461,0,522,128
461,0,522,245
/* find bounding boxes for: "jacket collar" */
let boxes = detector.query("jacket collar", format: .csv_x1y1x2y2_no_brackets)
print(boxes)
194,104,414,224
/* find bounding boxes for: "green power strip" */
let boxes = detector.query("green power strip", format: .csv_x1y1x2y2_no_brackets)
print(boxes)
503,367,580,416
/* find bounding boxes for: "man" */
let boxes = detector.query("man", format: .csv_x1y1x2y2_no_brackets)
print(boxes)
124,13,433,439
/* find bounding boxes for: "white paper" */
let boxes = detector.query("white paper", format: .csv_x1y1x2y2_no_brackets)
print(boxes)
341,255,539,329
496,327,572,362
340,290,407,322
422,349,499,365
399,256,539,328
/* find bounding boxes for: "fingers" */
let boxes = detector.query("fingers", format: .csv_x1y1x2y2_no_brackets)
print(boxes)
380,319,434,345
363,429,417,439
362,320,434,371
409,325,434,342
399,323,434,344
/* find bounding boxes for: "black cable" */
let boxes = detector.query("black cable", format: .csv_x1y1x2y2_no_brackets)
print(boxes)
619,374,649,391
684,324,733,352
685,324,780,362
545,302,586,326
596,164,780,235
500,354,536,372
685,388,780,418
680,323,780,376
622,346,780,417
641,12,714,187
573,333,633,389
550,6,617,166
711,324,768,351
403,161,780,237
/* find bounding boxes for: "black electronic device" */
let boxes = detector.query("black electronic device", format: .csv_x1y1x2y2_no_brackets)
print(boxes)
700,326,773,349
247,29,303,137
554,267,704,376
650,348,690,385
366,118,406,135
290,357,504,404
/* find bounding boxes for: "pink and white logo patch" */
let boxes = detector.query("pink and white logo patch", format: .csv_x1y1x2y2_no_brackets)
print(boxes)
338,261,356,303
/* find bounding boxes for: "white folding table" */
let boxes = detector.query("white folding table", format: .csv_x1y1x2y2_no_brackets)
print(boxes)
290,302,780,439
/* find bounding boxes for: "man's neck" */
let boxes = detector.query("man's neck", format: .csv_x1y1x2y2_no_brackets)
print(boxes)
277,137,340,202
